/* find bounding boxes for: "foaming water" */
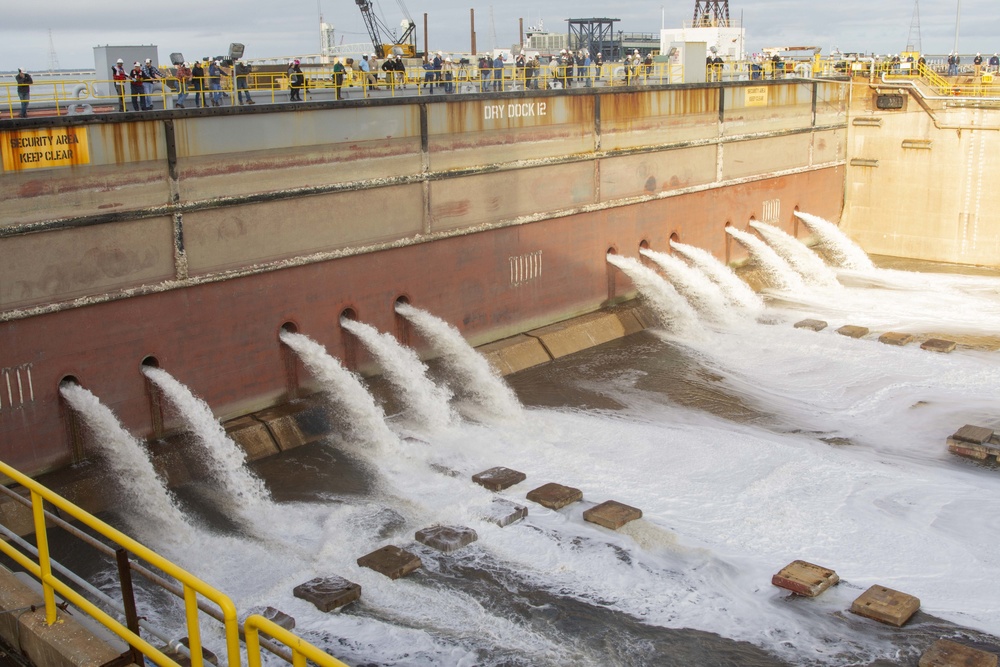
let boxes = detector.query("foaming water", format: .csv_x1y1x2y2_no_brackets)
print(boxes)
340,318,455,432
142,367,271,510
748,221,840,287
639,248,736,324
725,227,807,292
795,211,876,270
606,254,700,336
394,302,522,421
58,382,193,541
279,330,399,448
670,240,765,314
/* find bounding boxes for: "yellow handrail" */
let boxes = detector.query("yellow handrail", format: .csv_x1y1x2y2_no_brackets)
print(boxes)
246,615,351,667
0,459,353,667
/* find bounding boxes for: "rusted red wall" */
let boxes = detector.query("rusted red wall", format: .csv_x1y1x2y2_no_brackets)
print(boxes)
0,166,843,475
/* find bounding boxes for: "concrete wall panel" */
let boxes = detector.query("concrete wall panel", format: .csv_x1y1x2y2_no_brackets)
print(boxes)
600,88,720,150
427,96,595,170
722,134,812,180
599,145,717,201
429,161,595,231
0,217,175,310
184,183,425,274
812,128,846,164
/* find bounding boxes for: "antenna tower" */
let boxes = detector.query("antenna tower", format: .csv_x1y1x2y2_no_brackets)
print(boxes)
47,29,60,73
692,0,731,27
905,0,922,53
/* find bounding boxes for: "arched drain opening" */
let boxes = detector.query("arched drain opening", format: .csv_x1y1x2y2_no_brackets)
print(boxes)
394,296,412,347
280,322,300,400
339,308,359,369
58,375,86,464
140,356,164,438
606,246,619,302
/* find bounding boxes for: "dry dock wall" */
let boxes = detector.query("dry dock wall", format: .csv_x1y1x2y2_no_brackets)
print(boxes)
842,80,1000,267
0,81,848,477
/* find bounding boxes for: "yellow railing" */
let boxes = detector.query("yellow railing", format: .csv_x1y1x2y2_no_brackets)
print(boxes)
0,459,350,667
246,615,350,667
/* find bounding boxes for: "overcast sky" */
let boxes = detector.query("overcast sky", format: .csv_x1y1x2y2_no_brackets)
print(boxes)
3,0,999,71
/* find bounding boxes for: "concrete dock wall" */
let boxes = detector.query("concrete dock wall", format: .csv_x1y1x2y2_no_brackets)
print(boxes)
0,81,847,476
842,80,1000,267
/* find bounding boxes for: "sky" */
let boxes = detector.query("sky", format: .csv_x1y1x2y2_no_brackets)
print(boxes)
2,0,1000,72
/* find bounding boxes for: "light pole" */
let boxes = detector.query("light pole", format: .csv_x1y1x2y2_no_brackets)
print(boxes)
952,0,961,56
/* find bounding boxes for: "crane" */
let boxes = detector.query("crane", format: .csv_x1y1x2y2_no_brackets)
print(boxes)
355,0,417,58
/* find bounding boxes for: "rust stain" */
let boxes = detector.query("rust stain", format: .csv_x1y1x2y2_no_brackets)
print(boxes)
432,201,471,218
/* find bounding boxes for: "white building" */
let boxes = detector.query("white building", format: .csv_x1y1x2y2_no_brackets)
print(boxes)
660,21,745,60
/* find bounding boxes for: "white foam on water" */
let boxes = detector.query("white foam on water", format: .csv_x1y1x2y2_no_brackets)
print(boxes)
725,227,807,292
394,303,522,422
670,240,765,315
58,382,194,543
606,254,701,336
340,318,455,432
639,248,739,325
749,221,840,287
795,211,876,271
142,366,271,513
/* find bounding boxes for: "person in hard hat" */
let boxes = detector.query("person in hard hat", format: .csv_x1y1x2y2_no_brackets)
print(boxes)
974,52,983,77
128,62,145,111
174,61,192,108
234,60,254,105
141,58,162,110
111,58,128,112
359,53,376,89
287,59,304,100
430,51,443,92
208,59,224,106
442,56,455,93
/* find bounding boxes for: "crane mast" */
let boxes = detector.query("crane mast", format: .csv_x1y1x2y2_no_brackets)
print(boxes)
355,0,417,58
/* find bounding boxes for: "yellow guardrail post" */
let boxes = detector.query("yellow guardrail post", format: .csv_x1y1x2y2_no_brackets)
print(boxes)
245,615,350,667
30,489,57,624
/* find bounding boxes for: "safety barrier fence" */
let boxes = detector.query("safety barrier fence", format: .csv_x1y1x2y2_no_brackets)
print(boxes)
0,458,350,667
6,58,1000,116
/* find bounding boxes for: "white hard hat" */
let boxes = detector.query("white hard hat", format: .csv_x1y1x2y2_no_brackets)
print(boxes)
445,57,452,62
116,58,124,63
145,58,152,63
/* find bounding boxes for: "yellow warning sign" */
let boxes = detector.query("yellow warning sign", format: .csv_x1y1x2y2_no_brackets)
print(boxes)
2,126,90,172
745,86,768,107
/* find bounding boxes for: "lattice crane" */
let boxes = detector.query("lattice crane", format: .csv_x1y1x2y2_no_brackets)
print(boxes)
354,0,417,58
692,0,731,27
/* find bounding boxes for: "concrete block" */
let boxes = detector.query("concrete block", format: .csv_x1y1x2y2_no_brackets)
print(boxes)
242,606,296,630
255,403,311,451
528,312,629,359
771,560,840,597
224,415,280,462
526,482,583,510
952,425,996,444
947,425,1000,460
482,498,528,527
794,318,828,331
583,500,642,530
357,545,422,580
614,308,647,336
472,466,527,491
477,335,552,376
919,638,998,667
921,338,957,353
879,331,915,346
415,525,478,553
849,584,920,626
837,325,870,338
293,576,361,612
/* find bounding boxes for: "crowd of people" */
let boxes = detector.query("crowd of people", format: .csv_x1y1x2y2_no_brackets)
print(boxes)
108,56,255,111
